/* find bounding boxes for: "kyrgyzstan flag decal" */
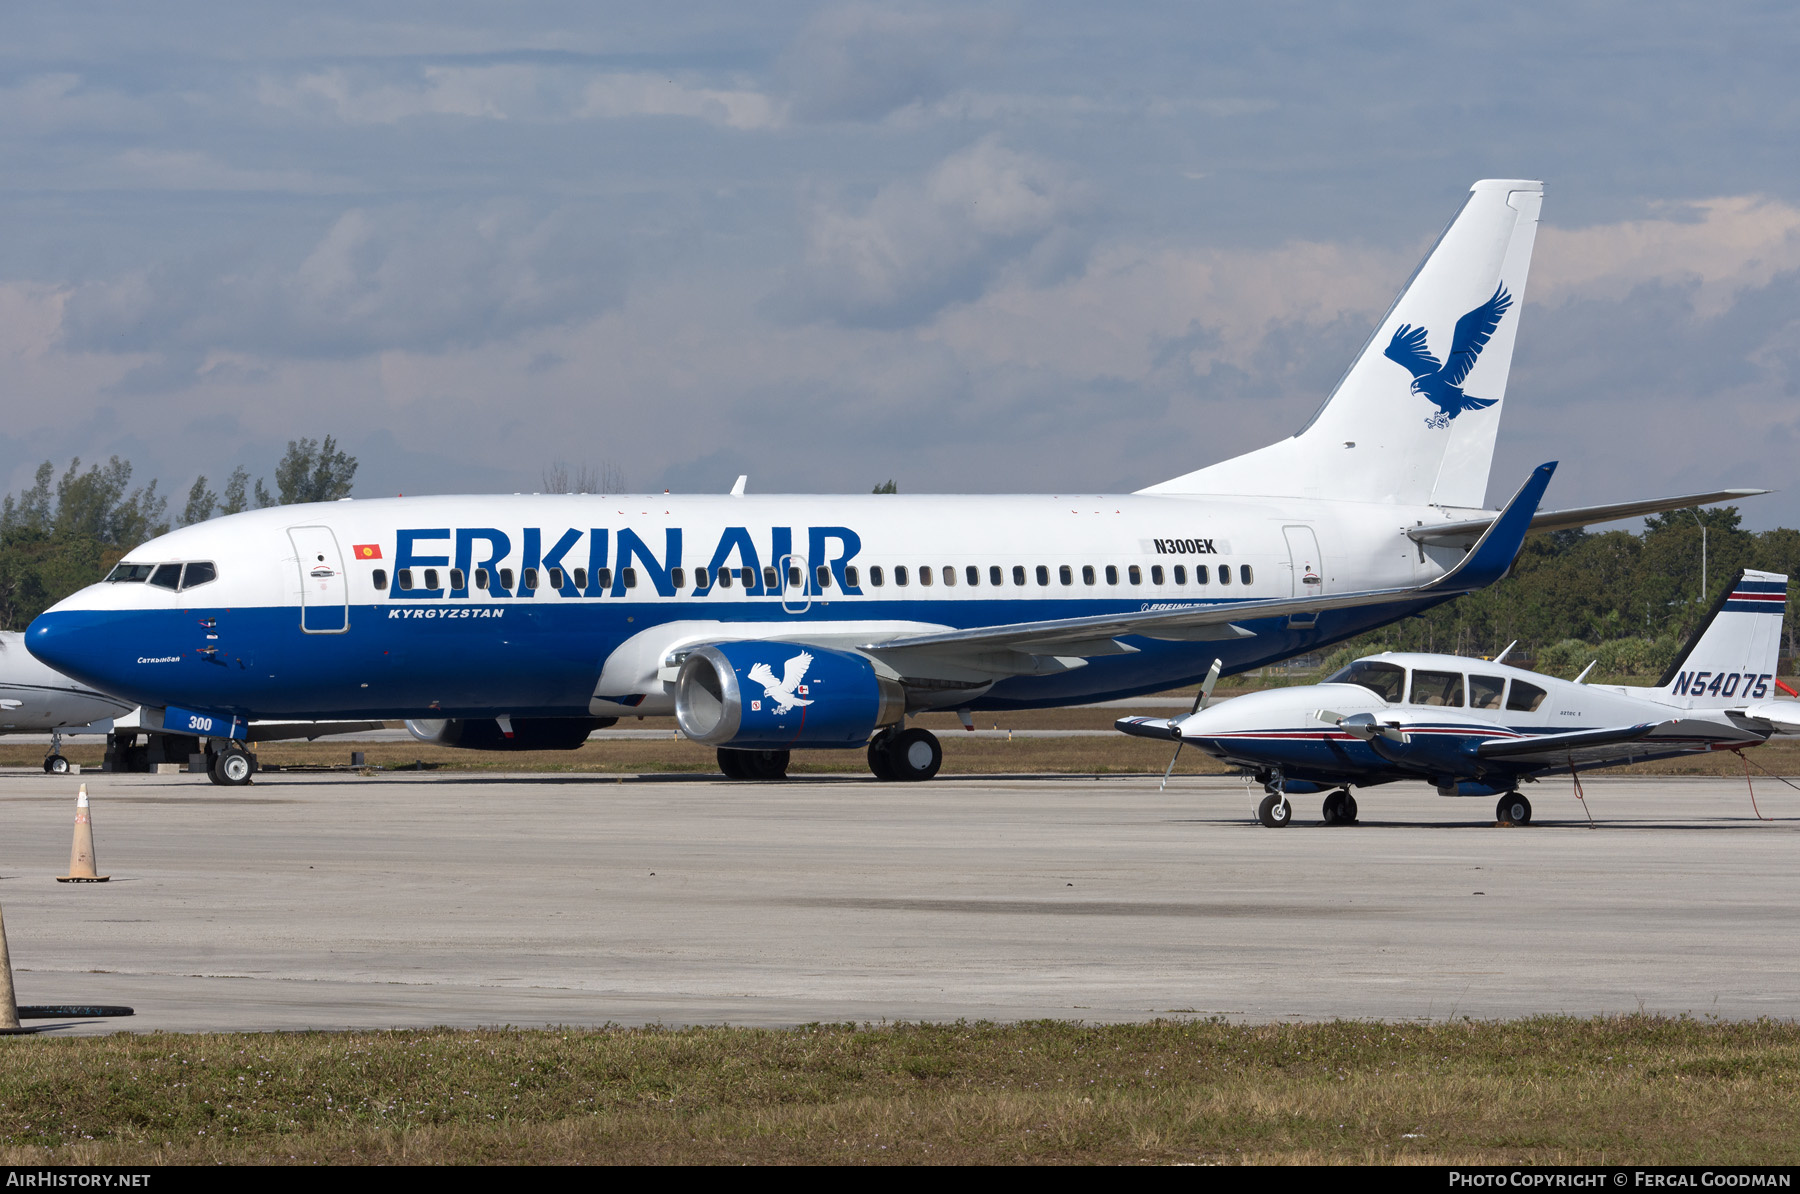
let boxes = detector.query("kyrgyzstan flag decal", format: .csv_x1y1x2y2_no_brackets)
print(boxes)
353,544,383,560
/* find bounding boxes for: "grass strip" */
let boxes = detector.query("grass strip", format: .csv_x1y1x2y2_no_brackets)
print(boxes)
2,1017,1798,1164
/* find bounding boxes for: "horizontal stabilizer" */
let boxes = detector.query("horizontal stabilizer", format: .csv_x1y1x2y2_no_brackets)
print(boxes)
1477,719,1762,767
1410,488,1769,547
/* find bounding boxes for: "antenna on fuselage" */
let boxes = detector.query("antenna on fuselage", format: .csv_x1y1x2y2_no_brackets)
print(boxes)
730,475,747,496
1574,660,1598,684
1493,640,1517,664
1160,658,1222,791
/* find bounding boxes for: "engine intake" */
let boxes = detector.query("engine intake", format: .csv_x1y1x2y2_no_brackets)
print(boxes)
404,716,615,751
675,642,904,749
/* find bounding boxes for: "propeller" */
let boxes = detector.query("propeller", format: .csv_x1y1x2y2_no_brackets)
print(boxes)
1160,657,1222,791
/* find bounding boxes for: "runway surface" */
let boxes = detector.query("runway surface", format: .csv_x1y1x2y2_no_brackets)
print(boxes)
1,770,1796,1034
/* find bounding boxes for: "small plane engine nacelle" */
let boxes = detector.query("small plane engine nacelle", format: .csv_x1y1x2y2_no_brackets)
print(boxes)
674,642,905,749
403,717,615,751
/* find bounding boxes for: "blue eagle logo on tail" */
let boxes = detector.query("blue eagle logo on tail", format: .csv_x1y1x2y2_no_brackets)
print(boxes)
1383,283,1513,429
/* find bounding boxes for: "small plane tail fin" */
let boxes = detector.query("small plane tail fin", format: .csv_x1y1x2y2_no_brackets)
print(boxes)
1641,569,1788,708
1140,179,1542,508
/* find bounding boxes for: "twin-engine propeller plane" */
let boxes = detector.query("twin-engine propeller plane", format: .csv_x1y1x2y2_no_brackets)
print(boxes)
21,180,1767,784
1119,570,1797,826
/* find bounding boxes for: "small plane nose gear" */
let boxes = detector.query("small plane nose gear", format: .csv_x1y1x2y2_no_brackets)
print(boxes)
1321,788,1358,825
1256,770,1293,828
1496,792,1532,825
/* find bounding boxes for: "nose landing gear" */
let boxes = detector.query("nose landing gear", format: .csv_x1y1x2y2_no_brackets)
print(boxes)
1256,771,1293,827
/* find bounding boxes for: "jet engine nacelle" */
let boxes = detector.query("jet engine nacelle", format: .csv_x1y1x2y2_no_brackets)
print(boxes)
674,642,905,749
403,716,615,751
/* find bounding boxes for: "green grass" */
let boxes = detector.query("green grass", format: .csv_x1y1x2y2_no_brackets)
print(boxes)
3,1018,1798,1164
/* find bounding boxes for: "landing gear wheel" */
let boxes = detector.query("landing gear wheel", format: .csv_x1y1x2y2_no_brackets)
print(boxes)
1321,788,1357,825
885,728,942,782
1496,792,1532,825
717,748,747,779
44,754,69,775
745,749,789,779
211,745,254,787
1257,793,1292,828
867,731,896,780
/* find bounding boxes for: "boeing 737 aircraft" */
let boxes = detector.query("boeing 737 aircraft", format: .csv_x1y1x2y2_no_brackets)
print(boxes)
1119,569,1796,826
22,180,1764,785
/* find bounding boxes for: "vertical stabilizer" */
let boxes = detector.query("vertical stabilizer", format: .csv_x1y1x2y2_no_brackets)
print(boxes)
1140,179,1542,507
1636,570,1787,708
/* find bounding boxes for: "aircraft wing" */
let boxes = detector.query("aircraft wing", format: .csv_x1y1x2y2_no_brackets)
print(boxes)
1476,719,1764,768
1408,488,1767,548
862,463,1556,662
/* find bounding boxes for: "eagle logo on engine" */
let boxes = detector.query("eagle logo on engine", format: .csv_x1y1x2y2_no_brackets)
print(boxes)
748,651,815,715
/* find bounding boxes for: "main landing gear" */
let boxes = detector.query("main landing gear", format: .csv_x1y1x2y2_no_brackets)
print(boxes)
868,727,941,782
207,742,256,787
1321,788,1359,826
1496,791,1532,825
718,748,790,780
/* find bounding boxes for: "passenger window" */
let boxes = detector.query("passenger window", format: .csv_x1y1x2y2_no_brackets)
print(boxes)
764,566,778,589
942,566,955,587
816,565,831,589
846,565,860,588
741,566,755,587
787,566,801,588
967,565,980,587
1324,660,1405,703
1409,670,1465,708
1506,680,1548,713
1013,565,1026,586
1240,564,1254,585
424,568,440,590
1469,675,1505,710
671,567,686,589
500,568,514,590
1173,565,1186,585
1059,565,1073,585
693,567,708,589
522,567,538,591
871,565,885,587
149,563,182,590
1035,565,1049,586
896,565,909,587
1195,566,1208,585
1128,565,1141,585
1082,565,1096,585
1151,565,1164,585
624,568,639,589
919,566,933,587
548,567,564,589
372,568,387,591
574,567,589,590
181,561,217,589
473,568,489,590
716,567,732,589
593,567,610,590
398,569,414,591
1218,565,1230,585
1105,565,1118,585
450,568,466,590
989,566,1002,586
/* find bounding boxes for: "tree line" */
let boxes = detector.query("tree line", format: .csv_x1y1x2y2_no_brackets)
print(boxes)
0,437,356,630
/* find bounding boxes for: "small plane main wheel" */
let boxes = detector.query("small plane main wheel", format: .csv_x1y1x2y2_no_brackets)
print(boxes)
44,754,70,775
213,746,254,787
1257,793,1293,828
746,749,790,780
867,731,896,781
886,728,942,782
1496,792,1532,825
1322,789,1352,825
1343,792,1359,823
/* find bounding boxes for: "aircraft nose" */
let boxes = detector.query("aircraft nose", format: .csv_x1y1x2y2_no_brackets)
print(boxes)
26,609,118,688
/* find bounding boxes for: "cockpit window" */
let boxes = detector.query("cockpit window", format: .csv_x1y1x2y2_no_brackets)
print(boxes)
1324,660,1405,703
106,563,155,583
148,564,182,590
181,562,217,590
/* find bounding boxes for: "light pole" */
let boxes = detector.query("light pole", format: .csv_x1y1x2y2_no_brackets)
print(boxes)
1686,508,1707,606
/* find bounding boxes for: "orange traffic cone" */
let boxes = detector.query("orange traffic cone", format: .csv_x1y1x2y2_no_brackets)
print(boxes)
56,783,109,883
1,903,20,1031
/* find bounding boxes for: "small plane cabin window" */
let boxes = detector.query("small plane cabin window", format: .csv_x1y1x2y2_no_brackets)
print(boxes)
149,563,182,590
1217,564,1230,585
181,561,217,590
1469,675,1505,710
895,565,910,587
968,565,981,587
622,568,639,589
740,566,755,587
371,568,387,591
989,566,1003,586
548,567,565,589
522,567,538,591
870,565,884,587
1506,680,1548,713
1013,565,1027,586
942,566,955,587
1172,565,1186,585
450,568,466,590
1324,660,1405,703
1128,564,1141,585
845,565,860,588
671,567,686,590
105,562,155,583
1059,565,1073,586
919,566,933,587
693,567,708,589
764,566,779,589
424,568,440,590
473,568,489,590
1409,669,1465,708
1240,564,1254,586
1151,565,1164,585
575,567,591,591
1082,565,1096,585
1194,565,1208,585
398,569,414,591
816,565,832,589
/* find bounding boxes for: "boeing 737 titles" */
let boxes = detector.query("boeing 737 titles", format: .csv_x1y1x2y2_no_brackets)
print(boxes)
22,180,1767,785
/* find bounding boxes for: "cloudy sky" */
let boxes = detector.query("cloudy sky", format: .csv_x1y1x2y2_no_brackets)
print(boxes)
3,2,1798,526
